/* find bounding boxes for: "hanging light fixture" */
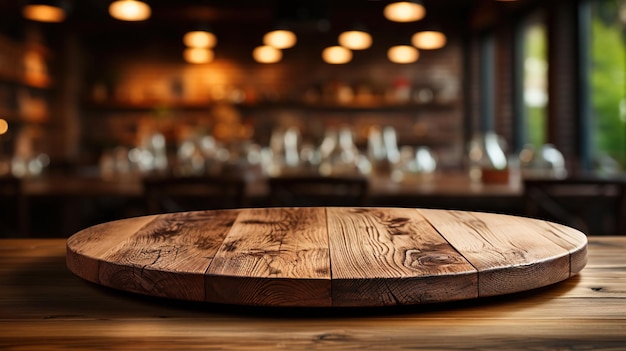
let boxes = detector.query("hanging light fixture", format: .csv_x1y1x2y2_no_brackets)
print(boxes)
22,0,69,23
183,30,217,48
412,30,447,50
109,0,151,21
322,46,352,64
253,45,282,63
0,119,8,136
338,29,372,50
383,1,426,23
263,29,297,49
388,45,419,64
183,48,214,64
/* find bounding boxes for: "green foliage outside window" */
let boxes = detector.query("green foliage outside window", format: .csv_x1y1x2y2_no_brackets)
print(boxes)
523,18,548,149
591,0,626,169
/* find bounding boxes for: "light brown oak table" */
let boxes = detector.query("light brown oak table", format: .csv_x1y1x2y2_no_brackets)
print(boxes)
66,208,587,307
1,220,625,349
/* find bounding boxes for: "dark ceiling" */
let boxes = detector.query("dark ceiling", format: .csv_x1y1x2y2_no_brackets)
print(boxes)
0,0,531,35
0,0,538,54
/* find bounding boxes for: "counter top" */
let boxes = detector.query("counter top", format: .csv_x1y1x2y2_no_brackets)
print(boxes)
21,171,522,198
1,236,625,350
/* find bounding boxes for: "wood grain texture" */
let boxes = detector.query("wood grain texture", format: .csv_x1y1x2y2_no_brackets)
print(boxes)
65,215,157,283
418,209,582,297
98,210,240,301
205,207,330,306
65,207,588,306
327,207,477,306
2,237,624,350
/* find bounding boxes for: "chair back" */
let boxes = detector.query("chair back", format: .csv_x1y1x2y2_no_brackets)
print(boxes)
268,175,368,207
524,176,626,235
143,175,246,214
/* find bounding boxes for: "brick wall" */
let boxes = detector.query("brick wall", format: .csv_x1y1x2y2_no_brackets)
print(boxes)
79,33,466,168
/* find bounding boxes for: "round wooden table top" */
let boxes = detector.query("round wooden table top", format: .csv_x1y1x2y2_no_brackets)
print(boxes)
66,207,587,307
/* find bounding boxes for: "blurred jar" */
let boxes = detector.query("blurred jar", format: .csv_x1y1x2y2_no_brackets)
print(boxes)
519,143,567,179
468,132,510,184
319,126,369,176
176,139,205,176
391,146,437,182
367,125,400,176
268,126,302,176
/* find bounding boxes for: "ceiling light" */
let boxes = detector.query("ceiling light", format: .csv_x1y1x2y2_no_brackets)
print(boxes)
183,48,214,64
22,1,68,23
338,30,372,50
183,31,217,48
253,46,282,63
109,0,151,21
412,31,447,50
263,29,297,49
384,1,426,23
322,46,352,64
0,119,8,135
388,45,419,64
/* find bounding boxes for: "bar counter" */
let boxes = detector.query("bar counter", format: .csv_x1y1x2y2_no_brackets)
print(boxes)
1,236,625,350
20,171,523,198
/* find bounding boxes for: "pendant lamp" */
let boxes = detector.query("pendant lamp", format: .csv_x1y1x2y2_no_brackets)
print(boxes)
412,30,447,50
22,0,69,23
109,0,151,21
263,29,297,49
338,30,372,50
253,45,282,63
388,45,419,64
322,46,352,64
383,1,426,23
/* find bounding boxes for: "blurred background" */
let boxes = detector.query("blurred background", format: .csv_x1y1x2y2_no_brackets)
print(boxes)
0,0,625,237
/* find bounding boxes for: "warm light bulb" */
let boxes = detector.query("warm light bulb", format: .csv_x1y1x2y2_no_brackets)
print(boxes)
253,46,282,63
263,30,297,49
22,4,66,23
183,48,214,64
0,119,8,135
412,31,447,50
383,1,426,23
388,45,419,64
322,46,352,64
338,31,372,50
183,31,217,48
109,0,151,21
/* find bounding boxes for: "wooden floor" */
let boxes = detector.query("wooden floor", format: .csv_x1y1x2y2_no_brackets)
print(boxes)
1,236,625,350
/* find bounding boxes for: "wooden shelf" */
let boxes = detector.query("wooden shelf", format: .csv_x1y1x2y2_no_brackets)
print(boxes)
83,100,459,112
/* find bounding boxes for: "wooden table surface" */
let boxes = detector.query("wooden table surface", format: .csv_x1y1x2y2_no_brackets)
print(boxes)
66,208,587,307
1,236,625,350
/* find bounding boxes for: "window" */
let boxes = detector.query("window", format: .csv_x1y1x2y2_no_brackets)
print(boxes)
588,0,626,171
521,13,548,149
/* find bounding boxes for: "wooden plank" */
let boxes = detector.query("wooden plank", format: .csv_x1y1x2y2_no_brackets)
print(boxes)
418,209,573,297
98,210,240,301
509,216,588,275
66,215,157,283
327,207,477,306
205,207,330,306
2,319,626,351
